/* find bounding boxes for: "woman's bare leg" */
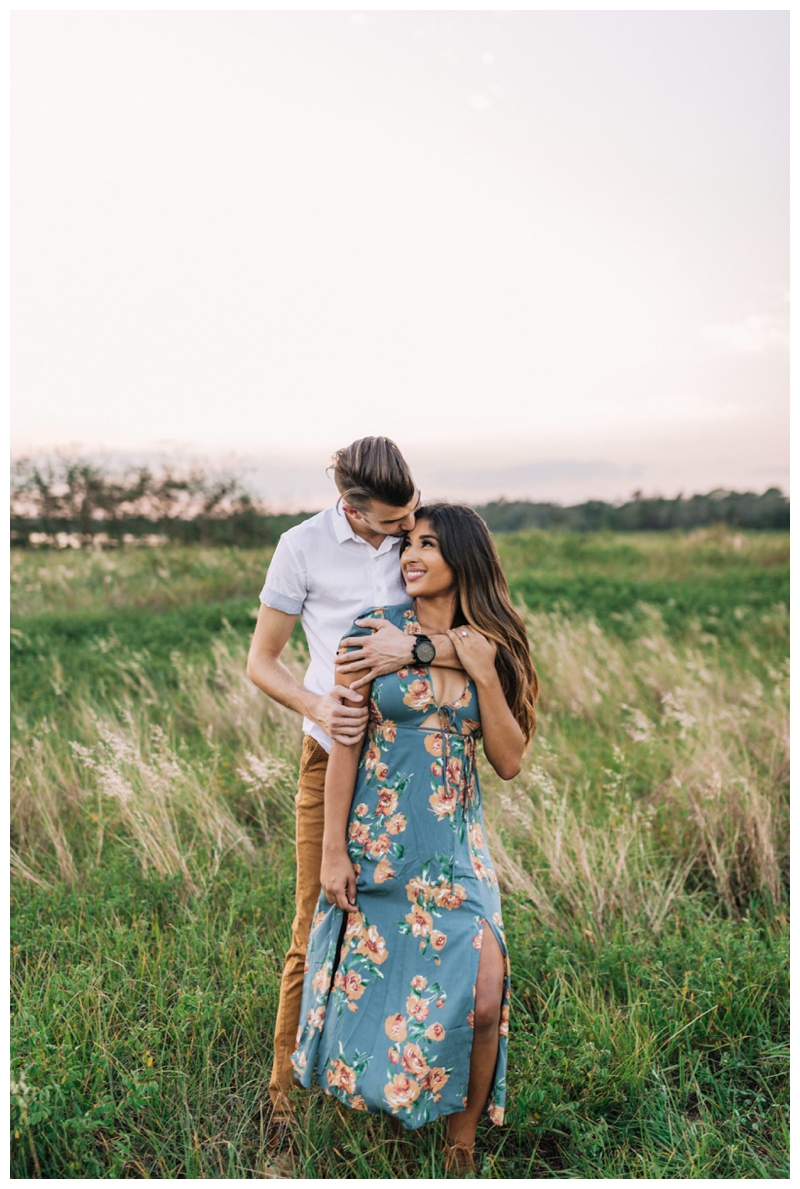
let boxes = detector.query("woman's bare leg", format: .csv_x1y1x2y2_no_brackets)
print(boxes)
445,923,505,1155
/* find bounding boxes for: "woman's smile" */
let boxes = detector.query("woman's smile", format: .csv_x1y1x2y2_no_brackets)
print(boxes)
403,565,427,584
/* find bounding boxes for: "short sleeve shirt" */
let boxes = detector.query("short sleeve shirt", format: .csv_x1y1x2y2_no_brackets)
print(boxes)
260,504,410,752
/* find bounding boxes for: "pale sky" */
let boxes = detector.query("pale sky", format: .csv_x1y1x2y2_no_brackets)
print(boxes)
11,10,789,505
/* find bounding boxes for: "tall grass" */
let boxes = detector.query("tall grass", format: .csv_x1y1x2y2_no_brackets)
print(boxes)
11,633,300,896
483,606,788,925
10,532,789,1177
12,608,788,922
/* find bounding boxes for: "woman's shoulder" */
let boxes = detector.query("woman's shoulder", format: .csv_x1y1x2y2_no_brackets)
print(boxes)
341,602,414,642
381,601,415,624
357,602,414,627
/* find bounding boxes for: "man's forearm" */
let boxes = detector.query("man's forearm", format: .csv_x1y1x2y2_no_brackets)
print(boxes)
335,618,463,683
246,652,318,721
428,633,462,669
364,631,461,669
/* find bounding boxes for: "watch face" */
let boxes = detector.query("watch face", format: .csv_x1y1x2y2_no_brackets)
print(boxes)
415,638,436,664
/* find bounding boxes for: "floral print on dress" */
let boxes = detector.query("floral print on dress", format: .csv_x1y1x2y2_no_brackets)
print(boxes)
347,770,410,885
291,604,510,1131
398,854,472,963
379,973,454,1124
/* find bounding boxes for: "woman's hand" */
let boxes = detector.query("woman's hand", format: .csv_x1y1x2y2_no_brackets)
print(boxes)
446,626,498,685
320,848,358,913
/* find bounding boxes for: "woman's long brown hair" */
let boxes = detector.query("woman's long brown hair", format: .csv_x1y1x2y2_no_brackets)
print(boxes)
411,503,539,743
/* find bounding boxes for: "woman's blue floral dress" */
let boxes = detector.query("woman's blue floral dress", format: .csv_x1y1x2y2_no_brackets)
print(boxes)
291,604,510,1130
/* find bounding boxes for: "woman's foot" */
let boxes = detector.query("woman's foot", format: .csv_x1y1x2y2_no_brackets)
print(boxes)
444,1139,476,1176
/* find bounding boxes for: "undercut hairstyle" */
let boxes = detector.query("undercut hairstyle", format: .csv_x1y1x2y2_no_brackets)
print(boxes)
330,437,416,511
411,503,539,743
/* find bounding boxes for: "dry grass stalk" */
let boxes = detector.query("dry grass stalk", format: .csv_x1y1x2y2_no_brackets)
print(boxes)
482,609,788,930
69,714,256,894
11,733,79,885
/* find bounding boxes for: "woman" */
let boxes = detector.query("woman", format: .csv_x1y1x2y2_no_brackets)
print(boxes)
290,504,538,1173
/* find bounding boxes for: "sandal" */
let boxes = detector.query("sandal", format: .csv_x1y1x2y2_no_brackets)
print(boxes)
444,1140,476,1176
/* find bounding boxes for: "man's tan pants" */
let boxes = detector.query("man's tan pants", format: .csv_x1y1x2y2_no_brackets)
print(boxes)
268,735,328,1116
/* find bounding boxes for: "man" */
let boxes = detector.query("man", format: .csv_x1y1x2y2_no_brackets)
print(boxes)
247,437,458,1157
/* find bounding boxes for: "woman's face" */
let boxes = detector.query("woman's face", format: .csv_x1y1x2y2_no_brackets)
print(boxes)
400,519,456,599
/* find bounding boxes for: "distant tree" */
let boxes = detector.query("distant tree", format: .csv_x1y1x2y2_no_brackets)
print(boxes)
10,457,314,547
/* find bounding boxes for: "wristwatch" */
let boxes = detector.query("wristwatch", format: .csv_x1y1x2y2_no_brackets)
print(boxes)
411,634,436,665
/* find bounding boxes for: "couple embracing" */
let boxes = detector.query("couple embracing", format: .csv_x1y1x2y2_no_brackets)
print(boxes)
247,437,538,1174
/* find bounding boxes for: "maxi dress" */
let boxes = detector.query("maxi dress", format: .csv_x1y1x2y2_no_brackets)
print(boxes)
290,603,510,1130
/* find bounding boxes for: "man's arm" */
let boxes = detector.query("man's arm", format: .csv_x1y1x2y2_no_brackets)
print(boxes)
335,617,461,689
246,604,368,745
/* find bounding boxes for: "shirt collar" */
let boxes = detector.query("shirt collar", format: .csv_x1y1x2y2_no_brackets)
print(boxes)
332,502,403,554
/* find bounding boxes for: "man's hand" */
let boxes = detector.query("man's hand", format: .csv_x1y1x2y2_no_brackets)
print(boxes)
336,618,414,688
321,849,358,912
312,685,368,745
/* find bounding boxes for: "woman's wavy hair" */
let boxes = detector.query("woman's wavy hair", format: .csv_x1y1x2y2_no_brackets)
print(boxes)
411,503,539,742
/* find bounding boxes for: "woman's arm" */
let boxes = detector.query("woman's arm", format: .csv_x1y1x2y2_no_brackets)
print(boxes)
320,666,373,912
446,629,525,781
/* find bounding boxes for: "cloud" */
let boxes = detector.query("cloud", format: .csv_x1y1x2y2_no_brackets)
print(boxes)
702,315,788,353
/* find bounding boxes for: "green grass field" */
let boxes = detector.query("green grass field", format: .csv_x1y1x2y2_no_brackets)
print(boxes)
10,528,789,1178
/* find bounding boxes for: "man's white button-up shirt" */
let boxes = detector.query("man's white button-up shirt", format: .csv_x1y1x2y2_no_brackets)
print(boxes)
259,504,410,752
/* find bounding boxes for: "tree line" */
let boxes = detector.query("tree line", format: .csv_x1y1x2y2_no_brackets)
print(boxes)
477,488,789,533
10,457,789,548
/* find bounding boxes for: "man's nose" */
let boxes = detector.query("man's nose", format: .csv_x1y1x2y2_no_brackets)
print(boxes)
399,512,416,532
